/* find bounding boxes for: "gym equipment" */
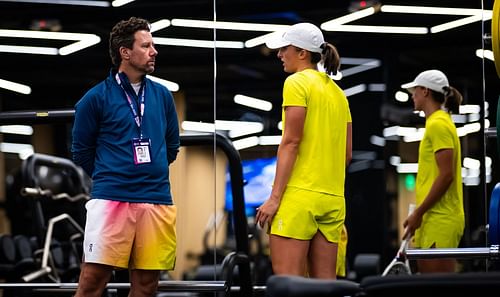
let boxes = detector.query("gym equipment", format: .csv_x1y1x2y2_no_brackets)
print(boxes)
492,0,500,78
360,271,500,297
18,153,90,283
405,181,500,260
265,275,360,297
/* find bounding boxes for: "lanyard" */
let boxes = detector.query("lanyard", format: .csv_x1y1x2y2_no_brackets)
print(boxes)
115,72,146,138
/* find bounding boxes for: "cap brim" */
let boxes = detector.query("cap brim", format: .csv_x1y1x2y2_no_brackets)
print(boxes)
265,31,290,49
401,81,417,91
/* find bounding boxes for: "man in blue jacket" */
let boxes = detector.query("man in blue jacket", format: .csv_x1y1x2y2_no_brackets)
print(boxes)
72,17,180,297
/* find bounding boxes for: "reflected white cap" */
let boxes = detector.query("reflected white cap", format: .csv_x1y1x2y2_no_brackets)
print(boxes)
401,69,449,94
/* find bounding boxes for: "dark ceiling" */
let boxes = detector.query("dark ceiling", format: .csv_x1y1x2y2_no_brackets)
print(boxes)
0,0,498,139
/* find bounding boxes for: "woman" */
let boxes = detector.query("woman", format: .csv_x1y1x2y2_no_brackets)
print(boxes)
401,69,464,273
255,23,352,279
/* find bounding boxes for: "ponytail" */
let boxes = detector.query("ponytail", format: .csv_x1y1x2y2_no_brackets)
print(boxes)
443,86,463,114
311,42,340,76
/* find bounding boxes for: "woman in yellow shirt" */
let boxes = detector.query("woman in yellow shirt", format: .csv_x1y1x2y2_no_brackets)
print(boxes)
401,69,464,273
255,23,352,279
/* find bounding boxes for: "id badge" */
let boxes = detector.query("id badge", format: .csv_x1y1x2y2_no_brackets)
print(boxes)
132,138,152,165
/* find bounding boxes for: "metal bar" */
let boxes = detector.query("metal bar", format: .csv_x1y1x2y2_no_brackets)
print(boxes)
180,132,253,296
485,127,497,138
0,281,227,292
406,246,499,259
0,109,75,124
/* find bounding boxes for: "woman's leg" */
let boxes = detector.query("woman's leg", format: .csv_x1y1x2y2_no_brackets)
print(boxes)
307,232,338,279
269,234,310,276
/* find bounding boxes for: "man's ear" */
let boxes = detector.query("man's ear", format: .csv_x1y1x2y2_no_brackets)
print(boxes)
120,47,130,60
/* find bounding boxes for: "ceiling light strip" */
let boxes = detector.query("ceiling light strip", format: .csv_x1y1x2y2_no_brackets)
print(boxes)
147,75,179,92
380,5,485,16
0,29,97,40
150,19,171,33
321,7,376,27
234,94,272,111
431,14,483,33
0,78,32,94
111,0,134,7
171,18,289,32
324,24,428,34
0,45,58,55
0,0,109,6
154,37,243,49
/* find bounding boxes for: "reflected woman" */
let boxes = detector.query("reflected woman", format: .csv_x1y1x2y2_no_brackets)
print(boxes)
401,69,464,273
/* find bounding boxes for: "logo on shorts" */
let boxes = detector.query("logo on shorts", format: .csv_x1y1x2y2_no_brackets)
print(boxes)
278,219,283,231
89,243,93,253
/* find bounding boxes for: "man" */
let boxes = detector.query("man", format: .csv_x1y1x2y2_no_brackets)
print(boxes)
72,17,180,297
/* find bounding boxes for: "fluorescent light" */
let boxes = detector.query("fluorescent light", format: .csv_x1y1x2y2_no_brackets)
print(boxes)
0,78,31,94
389,156,401,166
0,29,101,55
380,5,484,16
0,125,33,135
463,157,480,170
431,15,482,33
181,120,264,138
147,75,179,92
321,7,376,28
370,135,386,147
59,34,100,55
396,163,418,173
0,45,58,55
171,19,289,32
403,129,425,142
181,121,215,133
459,104,480,114
234,94,272,111
322,5,491,35
150,19,171,33
245,32,277,48
277,121,283,130
339,58,381,77
368,84,386,92
0,0,109,6
476,49,495,61
325,25,428,34
258,135,281,146
111,0,134,7
395,91,409,102
344,84,366,97
457,122,481,137
153,37,244,49
232,136,259,150
0,142,34,159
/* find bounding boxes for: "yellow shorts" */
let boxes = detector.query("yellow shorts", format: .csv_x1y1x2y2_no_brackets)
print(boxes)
413,213,464,248
83,199,177,270
270,186,345,243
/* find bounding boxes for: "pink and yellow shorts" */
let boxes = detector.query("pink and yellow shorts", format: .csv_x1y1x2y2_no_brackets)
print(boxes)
82,199,177,270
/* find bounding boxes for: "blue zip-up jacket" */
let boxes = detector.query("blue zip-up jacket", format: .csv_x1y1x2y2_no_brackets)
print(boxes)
71,70,180,204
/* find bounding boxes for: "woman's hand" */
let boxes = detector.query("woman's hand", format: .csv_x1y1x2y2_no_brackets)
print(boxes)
403,209,423,239
255,198,280,228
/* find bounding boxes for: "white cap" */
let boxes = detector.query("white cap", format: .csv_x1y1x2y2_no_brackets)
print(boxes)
401,69,449,94
265,23,324,53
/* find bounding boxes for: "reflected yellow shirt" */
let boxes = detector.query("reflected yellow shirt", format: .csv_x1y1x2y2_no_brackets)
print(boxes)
282,69,351,196
416,109,464,221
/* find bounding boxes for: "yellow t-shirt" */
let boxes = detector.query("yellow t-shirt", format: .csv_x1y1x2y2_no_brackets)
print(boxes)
282,69,351,196
416,109,464,222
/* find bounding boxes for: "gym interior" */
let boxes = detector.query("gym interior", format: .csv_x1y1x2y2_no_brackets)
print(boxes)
0,0,500,296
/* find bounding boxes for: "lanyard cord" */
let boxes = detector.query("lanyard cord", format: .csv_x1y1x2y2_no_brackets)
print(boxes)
115,72,145,138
